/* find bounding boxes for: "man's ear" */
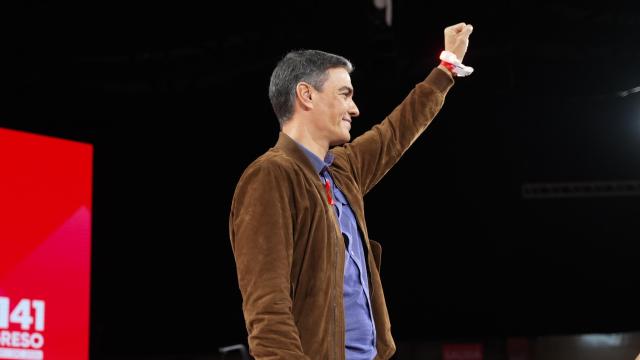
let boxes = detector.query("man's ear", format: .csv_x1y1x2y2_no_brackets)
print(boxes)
295,82,314,109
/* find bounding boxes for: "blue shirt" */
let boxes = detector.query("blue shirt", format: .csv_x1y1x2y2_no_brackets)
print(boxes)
298,144,377,360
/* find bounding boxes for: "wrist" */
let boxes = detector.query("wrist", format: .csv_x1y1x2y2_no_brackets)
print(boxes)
438,61,455,76
439,50,473,77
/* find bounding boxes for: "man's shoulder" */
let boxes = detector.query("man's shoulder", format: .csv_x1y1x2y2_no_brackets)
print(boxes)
239,148,297,181
249,147,295,170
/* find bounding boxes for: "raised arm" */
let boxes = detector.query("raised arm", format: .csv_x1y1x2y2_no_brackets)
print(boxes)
333,22,473,195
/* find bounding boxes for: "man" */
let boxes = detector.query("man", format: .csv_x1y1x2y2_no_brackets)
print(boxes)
229,22,473,360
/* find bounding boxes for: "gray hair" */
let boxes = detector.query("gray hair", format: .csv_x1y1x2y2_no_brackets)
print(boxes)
268,49,353,127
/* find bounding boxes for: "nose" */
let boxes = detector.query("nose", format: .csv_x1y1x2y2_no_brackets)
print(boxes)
349,100,360,118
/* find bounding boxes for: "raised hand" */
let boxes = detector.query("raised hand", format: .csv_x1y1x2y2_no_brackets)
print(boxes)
444,22,473,63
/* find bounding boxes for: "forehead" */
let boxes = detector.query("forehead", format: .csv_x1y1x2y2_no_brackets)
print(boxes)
324,67,353,89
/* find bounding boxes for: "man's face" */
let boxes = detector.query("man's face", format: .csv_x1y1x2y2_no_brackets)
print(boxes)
311,67,360,146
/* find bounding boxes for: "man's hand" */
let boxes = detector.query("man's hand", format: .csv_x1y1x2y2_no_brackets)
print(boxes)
444,22,473,63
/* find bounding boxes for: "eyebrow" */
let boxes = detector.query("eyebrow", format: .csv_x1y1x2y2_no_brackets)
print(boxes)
338,86,354,96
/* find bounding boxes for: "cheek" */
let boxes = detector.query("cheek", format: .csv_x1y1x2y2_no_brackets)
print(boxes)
331,100,345,112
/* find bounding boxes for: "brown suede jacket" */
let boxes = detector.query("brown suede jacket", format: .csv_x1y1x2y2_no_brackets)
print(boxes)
229,67,453,360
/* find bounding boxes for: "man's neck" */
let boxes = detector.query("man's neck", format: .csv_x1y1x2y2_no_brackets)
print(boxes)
282,119,328,160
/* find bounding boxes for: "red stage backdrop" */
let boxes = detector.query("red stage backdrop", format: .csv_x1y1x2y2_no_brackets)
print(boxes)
0,128,92,360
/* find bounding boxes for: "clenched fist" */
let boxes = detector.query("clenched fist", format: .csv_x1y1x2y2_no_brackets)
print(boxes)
444,22,473,63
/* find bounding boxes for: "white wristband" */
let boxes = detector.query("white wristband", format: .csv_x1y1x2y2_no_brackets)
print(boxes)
439,50,474,77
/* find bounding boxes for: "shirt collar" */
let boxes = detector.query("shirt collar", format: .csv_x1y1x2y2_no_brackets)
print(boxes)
296,143,334,175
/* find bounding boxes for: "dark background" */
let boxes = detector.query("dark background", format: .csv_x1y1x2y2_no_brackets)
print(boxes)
6,0,640,358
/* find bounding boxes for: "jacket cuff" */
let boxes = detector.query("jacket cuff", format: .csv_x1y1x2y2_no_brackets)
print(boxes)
424,66,455,94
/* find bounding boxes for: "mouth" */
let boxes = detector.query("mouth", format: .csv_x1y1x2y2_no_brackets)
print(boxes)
342,118,352,130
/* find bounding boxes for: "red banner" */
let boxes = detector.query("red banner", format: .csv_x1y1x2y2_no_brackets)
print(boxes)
0,128,92,360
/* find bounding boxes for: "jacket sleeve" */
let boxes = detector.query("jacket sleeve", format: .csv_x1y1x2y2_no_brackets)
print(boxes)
229,161,311,360
335,67,454,196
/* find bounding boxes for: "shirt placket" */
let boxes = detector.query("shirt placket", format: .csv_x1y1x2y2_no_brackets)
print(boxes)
327,171,376,344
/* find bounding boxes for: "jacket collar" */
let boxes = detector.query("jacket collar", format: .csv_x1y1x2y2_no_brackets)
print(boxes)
275,132,321,178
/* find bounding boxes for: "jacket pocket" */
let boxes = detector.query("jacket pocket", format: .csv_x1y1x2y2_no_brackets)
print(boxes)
369,240,382,272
